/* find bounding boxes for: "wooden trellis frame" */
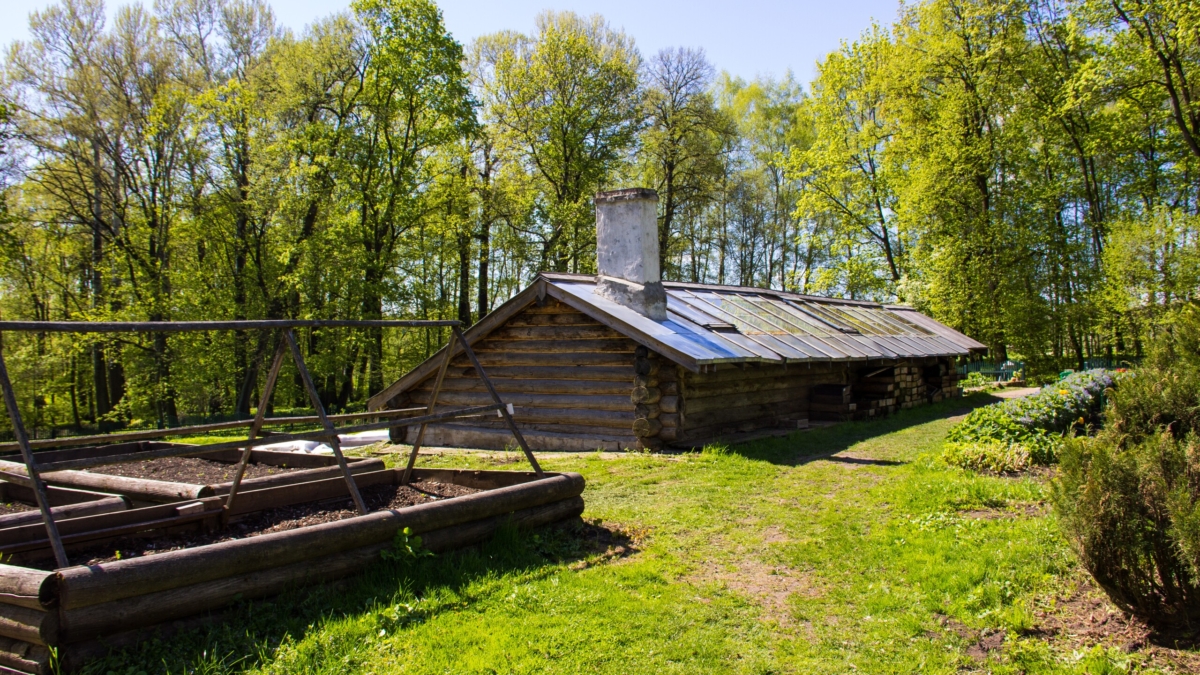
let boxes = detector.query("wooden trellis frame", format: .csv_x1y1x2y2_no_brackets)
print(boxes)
0,320,541,569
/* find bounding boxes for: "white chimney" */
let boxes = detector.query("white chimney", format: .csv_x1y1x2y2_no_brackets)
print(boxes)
594,188,667,321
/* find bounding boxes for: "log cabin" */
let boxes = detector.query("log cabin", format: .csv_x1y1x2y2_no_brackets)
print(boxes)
367,188,987,451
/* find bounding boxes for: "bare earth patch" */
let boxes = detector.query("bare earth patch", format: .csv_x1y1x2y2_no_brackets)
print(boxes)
1026,579,1200,673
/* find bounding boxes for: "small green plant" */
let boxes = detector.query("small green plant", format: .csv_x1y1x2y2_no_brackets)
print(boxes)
943,439,1031,474
381,527,433,562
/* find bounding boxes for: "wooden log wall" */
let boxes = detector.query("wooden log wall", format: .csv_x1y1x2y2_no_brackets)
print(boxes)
672,361,848,445
392,298,640,451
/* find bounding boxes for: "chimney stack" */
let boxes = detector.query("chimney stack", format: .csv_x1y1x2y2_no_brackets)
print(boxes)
594,188,667,321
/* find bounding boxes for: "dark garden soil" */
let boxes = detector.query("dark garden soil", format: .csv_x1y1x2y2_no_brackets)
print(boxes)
60,481,479,568
85,456,308,485
0,501,35,514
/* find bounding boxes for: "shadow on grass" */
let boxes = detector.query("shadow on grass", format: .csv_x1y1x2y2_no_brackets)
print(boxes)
727,393,1005,467
75,519,638,674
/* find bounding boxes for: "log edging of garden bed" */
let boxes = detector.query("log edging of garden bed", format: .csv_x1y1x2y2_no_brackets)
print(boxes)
56,471,584,611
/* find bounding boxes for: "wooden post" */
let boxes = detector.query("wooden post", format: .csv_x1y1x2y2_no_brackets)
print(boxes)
401,332,455,484
283,329,367,515
223,334,288,513
0,342,69,568
451,326,543,478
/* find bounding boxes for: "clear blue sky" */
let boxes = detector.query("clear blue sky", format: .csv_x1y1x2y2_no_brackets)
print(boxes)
1,0,904,83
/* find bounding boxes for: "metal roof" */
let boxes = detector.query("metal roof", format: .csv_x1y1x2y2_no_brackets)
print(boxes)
542,273,986,370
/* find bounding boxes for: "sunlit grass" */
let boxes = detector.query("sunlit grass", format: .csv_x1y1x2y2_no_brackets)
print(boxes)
77,395,1156,674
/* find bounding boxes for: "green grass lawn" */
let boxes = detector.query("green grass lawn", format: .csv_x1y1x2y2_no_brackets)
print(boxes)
80,395,1196,675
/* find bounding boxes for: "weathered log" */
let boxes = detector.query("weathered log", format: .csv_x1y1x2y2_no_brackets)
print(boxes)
421,418,639,438
209,458,386,495
660,381,679,396
685,376,809,399
56,473,585,610
685,388,805,415
424,377,632,396
630,387,661,405
0,566,56,611
681,403,797,430
409,391,634,412
187,448,342,468
57,496,584,644
451,365,633,382
632,374,657,388
518,301,577,314
227,470,397,517
451,352,633,368
505,312,595,327
2,510,221,558
684,362,838,385
658,396,679,414
0,497,128,533
405,425,636,452
420,496,583,552
632,418,662,438
658,427,678,442
658,413,680,428
0,498,223,550
633,359,659,377
0,603,55,645
0,638,50,674
0,460,212,503
489,325,620,341
634,404,659,420
0,484,124,509
474,338,635,353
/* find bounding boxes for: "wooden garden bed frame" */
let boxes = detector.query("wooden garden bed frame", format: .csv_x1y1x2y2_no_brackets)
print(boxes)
0,320,542,570
0,320,574,674
0,467,585,673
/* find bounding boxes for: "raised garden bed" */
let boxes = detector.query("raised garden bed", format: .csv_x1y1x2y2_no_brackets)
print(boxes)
0,442,378,504
0,467,584,674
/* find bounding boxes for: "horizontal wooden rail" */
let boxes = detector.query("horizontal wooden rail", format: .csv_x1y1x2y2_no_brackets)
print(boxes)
31,403,507,472
0,319,459,333
0,407,428,452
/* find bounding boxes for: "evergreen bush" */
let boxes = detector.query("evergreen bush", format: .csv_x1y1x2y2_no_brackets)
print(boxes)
1052,304,1200,629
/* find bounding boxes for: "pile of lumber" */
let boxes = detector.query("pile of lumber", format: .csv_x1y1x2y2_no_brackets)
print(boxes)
923,362,963,402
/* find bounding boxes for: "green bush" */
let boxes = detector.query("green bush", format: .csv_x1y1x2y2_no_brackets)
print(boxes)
1052,304,1200,628
1054,429,1200,627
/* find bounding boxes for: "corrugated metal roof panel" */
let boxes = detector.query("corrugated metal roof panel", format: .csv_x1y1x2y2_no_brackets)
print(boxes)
539,275,984,367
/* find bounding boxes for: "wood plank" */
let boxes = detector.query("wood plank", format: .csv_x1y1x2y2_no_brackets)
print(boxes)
505,312,597,327
406,391,633,412
473,338,636,353
489,325,621,341
414,378,632,396
449,352,633,368
444,365,633,382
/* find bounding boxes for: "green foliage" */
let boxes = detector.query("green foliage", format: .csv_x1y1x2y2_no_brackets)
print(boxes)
943,439,1032,473
1052,309,1200,627
380,526,433,562
1053,431,1200,627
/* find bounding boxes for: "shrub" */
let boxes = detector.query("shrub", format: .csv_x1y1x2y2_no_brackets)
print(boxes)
1051,304,1200,628
1053,430,1200,627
